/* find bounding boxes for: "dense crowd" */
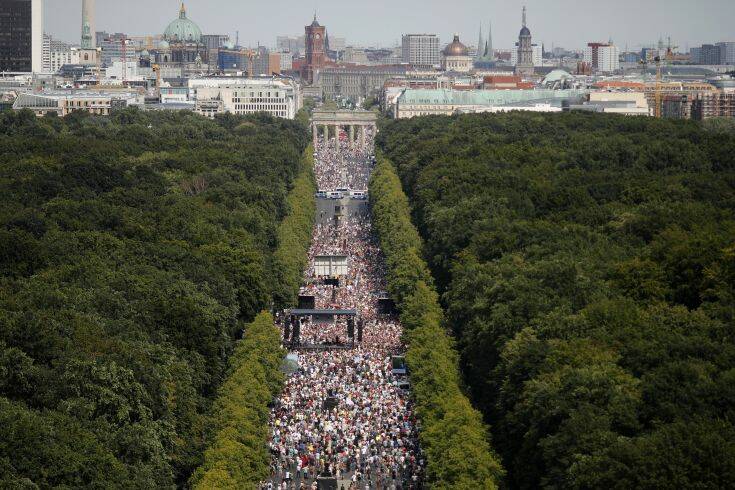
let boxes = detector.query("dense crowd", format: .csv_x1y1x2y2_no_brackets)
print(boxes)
265,132,423,489
315,130,375,191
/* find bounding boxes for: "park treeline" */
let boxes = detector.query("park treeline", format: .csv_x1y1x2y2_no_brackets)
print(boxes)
190,311,285,488
0,108,307,487
369,156,505,488
191,144,316,488
272,147,317,310
377,112,735,488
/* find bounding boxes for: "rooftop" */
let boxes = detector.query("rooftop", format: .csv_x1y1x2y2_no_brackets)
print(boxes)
398,88,588,106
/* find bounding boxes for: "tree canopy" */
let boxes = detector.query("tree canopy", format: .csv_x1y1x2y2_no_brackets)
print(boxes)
0,108,307,486
377,111,735,489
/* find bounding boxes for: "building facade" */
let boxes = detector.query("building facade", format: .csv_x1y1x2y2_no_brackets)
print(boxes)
13,90,137,116
0,0,43,72
251,47,281,76
511,44,542,68
201,34,229,51
319,65,408,101
515,6,534,76
191,77,302,119
395,88,586,118
302,15,326,85
401,34,440,68
692,92,735,120
42,34,75,73
584,43,620,73
691,44,722,65
716,42,735,65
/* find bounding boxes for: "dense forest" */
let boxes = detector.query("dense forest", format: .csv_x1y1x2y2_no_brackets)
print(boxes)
377,112,735,488
0,108,307,487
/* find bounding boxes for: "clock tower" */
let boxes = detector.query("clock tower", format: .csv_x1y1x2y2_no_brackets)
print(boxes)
303,14,326,85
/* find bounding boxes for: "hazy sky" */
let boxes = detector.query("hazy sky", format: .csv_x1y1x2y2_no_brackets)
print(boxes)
45,0,735,52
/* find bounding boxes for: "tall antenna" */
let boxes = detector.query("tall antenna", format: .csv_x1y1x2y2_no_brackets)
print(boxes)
522,6,527,27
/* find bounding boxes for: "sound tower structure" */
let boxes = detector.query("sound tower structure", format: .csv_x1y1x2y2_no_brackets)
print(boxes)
283,318,291,342
292,317,301,346
357,318,363,343
347,317,354,339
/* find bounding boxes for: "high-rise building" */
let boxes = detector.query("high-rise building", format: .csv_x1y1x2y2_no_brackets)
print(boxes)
0,0,43,72
584,42,620,72
691,44,722,64
42,34,75,73
716,42,735,65
401,34,440,67
302,14,326,85
515,6,534,76
81,0,95,49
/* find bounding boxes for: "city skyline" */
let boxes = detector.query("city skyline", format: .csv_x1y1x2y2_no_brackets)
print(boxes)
43,0,735,52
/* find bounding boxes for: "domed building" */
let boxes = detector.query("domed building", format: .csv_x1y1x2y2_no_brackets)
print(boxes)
441,35,472,72
153,2,209,77
164,3,203,43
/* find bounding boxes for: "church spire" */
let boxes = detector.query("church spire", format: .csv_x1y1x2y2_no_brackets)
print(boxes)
476,24,484,61
522,6,527,27
487,20,493,59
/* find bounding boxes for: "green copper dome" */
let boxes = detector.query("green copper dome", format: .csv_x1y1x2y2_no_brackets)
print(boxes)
163,3,202,43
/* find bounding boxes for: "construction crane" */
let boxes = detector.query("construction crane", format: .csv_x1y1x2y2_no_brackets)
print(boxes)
243,48,256,77
654,55,663,118
639,55,664,118
665,36,679,63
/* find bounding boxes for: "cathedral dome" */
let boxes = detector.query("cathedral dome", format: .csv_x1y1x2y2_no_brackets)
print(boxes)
443,35,469,57
164,3,202,43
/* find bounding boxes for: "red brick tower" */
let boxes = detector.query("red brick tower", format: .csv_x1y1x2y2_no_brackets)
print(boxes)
303,14,326,85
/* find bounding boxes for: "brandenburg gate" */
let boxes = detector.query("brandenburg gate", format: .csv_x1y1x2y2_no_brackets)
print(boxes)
311,109,378,150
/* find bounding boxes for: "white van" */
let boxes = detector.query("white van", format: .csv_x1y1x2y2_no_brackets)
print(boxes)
327,191,344,200
350,191,367,200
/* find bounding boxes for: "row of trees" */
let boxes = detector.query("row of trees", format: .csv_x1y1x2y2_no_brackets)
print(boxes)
377,112,735,488
369,155,504,488
0,108,308,486
190,311,285,488
192,143,316,487
272,147,317,309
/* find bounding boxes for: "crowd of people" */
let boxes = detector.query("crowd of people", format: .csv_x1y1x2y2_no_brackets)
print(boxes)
315,130,375,191
264,130,424,489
